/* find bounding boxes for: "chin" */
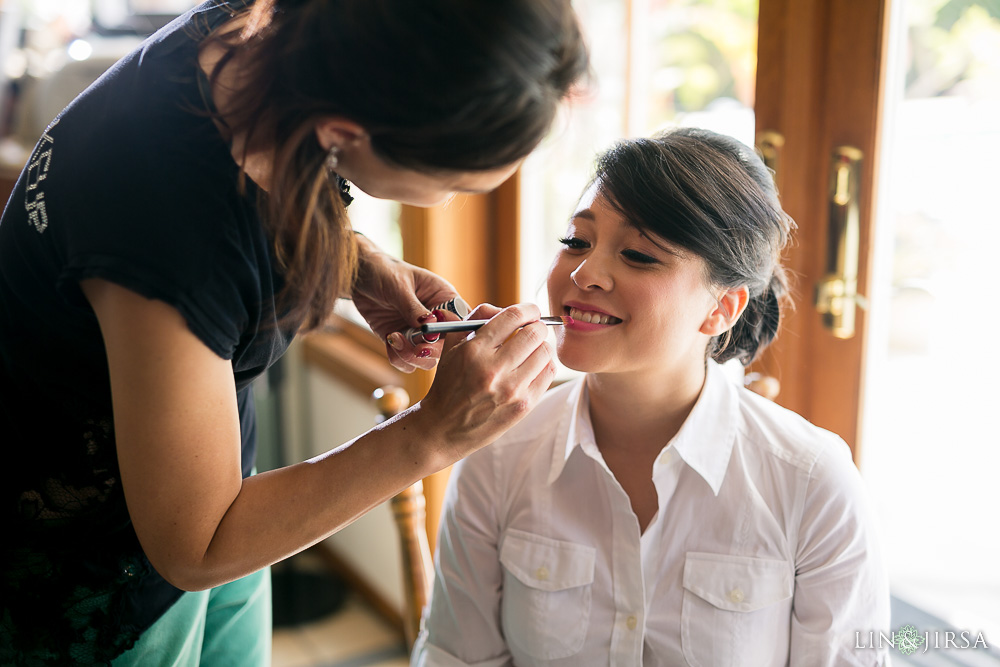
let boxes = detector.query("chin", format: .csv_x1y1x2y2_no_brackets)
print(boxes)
555,345,603,374
351,182,443,207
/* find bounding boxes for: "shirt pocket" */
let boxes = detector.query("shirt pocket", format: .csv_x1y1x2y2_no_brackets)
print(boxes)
681,552,793,667
499,528,596,661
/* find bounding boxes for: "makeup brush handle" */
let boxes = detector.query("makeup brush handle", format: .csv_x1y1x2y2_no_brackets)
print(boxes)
421,320,486,334
401,315,568,345
421,317,568,335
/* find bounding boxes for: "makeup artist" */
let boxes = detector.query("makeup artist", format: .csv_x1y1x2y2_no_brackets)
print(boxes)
0,0,587,663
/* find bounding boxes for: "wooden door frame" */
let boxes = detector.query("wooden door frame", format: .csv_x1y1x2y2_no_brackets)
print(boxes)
752,0,892,461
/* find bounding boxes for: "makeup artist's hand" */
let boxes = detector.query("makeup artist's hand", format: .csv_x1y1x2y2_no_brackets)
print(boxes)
412,303,557,463
350,234,456,372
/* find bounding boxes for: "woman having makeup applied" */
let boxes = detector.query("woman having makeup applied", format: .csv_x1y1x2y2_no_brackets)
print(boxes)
0,0,588,663
413,128,890,666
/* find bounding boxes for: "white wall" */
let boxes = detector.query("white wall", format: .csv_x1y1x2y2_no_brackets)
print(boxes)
282,341,405,613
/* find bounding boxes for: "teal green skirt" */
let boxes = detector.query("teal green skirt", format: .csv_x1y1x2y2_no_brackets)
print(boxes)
112,567,271,667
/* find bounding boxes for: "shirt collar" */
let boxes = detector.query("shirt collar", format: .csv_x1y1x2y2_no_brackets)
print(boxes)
546,362,739,496
546,378,590,485
669,361,739,496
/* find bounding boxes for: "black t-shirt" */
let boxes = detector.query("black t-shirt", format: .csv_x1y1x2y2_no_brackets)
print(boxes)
0,1,298,662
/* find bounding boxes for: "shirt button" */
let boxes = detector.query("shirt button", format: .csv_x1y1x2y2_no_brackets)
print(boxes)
535,567,549,581
626,615,638,630
728,588,745,603
658,450,672,465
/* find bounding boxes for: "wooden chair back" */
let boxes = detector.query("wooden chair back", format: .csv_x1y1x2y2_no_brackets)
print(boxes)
373,386,434,650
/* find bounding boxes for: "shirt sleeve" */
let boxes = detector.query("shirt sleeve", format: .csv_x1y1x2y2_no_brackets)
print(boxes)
411,449,514,667
40,49,264,361
790,438,891,666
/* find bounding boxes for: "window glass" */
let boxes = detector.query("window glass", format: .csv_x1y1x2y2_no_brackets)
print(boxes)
519,0,628,307
864,0,1000,641
336,191,403,328
519,0,759,378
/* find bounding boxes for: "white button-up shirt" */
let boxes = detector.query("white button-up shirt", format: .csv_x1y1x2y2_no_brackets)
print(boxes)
412,361,890,667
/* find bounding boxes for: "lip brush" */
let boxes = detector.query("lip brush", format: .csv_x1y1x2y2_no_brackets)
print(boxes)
420,316,571,336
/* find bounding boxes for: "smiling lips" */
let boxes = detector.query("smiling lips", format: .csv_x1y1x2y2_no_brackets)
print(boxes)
566,306,623,326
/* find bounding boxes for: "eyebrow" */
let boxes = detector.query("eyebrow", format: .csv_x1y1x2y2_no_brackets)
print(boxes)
570,209,690,258
638,229,688,258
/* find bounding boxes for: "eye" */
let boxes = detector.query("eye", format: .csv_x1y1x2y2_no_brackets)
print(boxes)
622,249,658,264
558,236,589,250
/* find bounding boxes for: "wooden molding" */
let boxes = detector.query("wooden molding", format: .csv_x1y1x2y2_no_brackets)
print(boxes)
492,175,522,308
301,326,404,399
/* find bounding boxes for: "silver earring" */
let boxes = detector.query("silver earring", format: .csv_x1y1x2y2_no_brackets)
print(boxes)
325,146,340,171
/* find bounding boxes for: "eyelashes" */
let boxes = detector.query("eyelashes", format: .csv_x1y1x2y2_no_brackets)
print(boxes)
558,237,659,265
557,236,588,250
621,249,658,264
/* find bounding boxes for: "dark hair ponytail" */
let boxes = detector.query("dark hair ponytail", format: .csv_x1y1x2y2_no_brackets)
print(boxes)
200,0,589,330
593,127,795,366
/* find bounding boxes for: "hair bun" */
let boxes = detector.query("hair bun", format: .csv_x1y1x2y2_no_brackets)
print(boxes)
712,279,783,366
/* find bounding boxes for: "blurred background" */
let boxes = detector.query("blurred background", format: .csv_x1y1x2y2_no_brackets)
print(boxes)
1,0,998,664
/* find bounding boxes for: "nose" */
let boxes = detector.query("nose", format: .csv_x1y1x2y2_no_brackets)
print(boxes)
570,256,613,291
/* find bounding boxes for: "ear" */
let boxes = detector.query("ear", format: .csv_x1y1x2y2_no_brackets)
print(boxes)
699,285,750,337
314,117,368,152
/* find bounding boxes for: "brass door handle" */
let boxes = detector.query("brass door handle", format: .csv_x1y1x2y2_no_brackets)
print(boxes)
815,146,867,339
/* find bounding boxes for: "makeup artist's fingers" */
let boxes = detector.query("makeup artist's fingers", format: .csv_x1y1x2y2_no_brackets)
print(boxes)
396,305,465,370
412,303,556,461
438,303,546,371
387,348,438,372
387,295,471,371
507,338,557,396
389,356,418,374
385,325,431,372
386,311,444,372
467,303,543,351
437,303,500,356
464,303,504,321
494,319,549,364
409,342,442,371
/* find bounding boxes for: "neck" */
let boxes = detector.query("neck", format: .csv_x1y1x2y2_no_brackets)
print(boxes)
585,361,708,455
197,16,273,191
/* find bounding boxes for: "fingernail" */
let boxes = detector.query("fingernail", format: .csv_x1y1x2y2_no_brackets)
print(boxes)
417,348,432,358
432,309,449,320
387,332,405,350
417,312,435,323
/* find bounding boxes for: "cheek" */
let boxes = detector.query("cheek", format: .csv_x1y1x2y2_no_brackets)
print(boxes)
626,283,707,334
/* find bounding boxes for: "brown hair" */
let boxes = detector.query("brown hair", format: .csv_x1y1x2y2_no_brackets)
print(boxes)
200,0,589,330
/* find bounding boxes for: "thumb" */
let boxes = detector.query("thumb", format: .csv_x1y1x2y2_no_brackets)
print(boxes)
439,301,497,355
398,294,438,329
